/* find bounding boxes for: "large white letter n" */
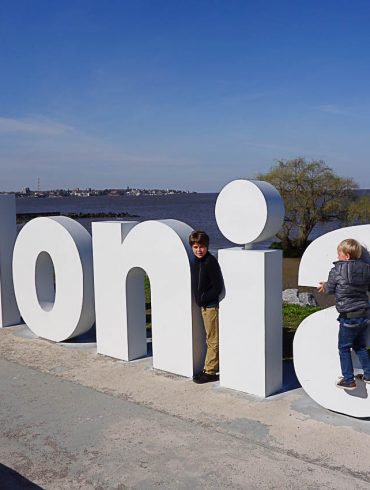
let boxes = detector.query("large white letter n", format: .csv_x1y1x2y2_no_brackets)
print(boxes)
92,219,203,378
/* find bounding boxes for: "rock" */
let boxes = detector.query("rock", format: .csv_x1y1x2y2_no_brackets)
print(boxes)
282,288,319,307
298,292,319,307
282,289,300,305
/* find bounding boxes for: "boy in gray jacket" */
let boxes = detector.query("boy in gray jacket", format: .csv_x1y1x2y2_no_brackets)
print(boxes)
318,239,370,390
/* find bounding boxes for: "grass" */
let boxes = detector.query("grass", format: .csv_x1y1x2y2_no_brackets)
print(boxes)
145,276,152,329
283,304,322,330
144,275,151,304
282,304,322,359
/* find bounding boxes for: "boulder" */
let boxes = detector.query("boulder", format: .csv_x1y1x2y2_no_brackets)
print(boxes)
282,288,301,305
282,288,319,307
298,292,319,307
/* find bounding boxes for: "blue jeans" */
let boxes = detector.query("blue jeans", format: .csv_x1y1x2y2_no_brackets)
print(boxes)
338,317,370,383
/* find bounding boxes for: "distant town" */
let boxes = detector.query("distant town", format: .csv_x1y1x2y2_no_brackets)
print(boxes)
1,187,196,198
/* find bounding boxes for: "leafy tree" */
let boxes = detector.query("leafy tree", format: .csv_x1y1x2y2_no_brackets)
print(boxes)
346,195,370,224
257,158,357,254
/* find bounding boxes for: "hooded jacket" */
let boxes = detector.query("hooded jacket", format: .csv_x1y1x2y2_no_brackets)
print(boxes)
192,252,223,307
325,259,370,313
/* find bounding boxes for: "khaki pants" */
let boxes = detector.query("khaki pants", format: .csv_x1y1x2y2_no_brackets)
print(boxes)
201,306,219,375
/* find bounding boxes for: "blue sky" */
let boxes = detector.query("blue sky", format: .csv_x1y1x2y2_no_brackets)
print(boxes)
1,0,370,191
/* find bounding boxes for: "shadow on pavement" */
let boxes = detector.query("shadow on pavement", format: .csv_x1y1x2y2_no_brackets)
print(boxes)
62,324,96,344
282,359,301,393
0,464,44,489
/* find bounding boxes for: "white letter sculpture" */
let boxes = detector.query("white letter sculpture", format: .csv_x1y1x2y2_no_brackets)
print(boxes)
295,224,370,418
13,216,95,341
216,180,285,397
0,195,20,327
92,219,204,377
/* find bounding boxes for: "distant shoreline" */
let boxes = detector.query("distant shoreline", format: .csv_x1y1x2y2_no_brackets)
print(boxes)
6,187,196,199
16,211,139,224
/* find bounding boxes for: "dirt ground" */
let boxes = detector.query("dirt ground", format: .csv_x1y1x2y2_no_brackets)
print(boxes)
283,258,301,289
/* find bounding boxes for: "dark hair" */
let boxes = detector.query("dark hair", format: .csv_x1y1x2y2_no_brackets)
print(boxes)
189,230,209,247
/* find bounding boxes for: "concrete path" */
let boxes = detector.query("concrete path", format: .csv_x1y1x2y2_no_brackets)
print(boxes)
1,325,370,489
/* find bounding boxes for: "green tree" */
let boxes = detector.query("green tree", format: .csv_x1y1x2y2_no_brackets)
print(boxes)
346,195,370,224
257,158,357,254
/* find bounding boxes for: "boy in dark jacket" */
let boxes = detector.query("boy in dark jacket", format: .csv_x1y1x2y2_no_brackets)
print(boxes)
318,239,370,390
189,230,223,384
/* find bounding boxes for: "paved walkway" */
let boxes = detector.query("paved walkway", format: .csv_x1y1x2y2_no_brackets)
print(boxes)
1,325,370,489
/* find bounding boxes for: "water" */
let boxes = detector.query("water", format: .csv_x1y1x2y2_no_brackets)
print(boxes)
16,193,235,250
16,193,350,250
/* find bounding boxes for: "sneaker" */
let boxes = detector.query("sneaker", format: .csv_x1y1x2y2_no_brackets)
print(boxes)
192,371,203,381
193,372,219,384
336,377,356,390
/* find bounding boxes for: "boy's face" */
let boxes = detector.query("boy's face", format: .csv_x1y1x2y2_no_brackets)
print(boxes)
337,247,350,261
192,242,208,259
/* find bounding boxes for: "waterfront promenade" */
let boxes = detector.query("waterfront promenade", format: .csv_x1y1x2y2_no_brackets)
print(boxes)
1,325,370,489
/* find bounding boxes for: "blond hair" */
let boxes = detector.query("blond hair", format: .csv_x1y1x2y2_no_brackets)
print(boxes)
337,239,362,259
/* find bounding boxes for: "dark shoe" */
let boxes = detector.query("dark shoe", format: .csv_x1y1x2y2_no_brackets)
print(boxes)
193,372,219,384
192,371,203,381
336,377,356,390
355,374,370,384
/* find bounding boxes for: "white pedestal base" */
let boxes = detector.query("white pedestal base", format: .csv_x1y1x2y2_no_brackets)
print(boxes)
219,248,282,397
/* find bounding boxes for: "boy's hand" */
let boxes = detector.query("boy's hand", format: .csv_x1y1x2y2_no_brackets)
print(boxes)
317,282,326,293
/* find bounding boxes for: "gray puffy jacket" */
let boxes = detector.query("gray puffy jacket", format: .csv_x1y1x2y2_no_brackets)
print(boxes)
325,260,370,313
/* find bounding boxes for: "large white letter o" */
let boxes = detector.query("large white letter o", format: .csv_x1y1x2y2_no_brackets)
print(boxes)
13,216,95,341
